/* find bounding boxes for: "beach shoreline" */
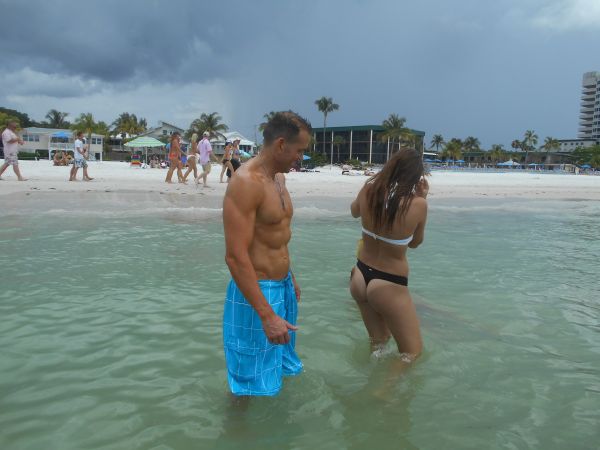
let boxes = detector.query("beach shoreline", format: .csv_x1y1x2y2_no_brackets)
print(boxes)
1,161,600,204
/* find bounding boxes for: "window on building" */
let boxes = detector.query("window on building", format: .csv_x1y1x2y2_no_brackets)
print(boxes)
162,130,167,135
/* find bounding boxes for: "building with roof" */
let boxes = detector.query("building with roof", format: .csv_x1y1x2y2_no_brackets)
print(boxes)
211,131,256,156
5,127,105,161
141,121,185,140
578,72,600,141
311,125,426,164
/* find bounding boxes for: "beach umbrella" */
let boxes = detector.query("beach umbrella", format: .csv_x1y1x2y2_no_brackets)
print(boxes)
303,154,311,160
581,164,591,169
239,150,252,158
52,131,72,138
424,158,434,162
456,159,465,163
124,136,165,164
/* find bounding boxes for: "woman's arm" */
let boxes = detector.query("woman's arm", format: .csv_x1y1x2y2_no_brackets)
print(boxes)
351,184,366,218
408,197,428,248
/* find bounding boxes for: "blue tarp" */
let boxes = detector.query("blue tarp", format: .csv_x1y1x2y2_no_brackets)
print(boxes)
52,131,72,138
303,154,311,160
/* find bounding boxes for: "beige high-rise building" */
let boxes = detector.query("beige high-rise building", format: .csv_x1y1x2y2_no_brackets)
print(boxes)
578,71,600,140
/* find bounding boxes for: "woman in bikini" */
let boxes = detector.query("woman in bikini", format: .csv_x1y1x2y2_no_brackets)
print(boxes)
219,140,235,183
182,133,199,182
350,148,429,367
165,132,185,183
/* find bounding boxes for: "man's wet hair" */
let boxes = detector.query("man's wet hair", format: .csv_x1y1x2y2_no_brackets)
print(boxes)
262,111,312,145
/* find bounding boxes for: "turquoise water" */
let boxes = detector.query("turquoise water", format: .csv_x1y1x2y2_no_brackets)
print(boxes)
1,195,599,449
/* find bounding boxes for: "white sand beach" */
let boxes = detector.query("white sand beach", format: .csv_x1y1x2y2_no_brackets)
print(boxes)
1,161,600,205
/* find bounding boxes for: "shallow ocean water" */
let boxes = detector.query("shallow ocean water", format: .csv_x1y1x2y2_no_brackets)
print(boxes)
1,195,599,449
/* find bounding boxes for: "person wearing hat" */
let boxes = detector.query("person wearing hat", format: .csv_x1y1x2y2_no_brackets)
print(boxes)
195,131,219,187
220,140,235,183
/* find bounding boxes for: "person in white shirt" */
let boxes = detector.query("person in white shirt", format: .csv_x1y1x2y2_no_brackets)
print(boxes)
0,121,27,181
195,131,219,187
69,131,94,181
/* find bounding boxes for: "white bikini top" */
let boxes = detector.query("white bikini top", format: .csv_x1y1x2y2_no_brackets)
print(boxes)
362,227,413,246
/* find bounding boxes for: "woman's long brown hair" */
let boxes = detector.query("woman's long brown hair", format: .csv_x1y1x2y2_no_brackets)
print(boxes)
365,149,427,231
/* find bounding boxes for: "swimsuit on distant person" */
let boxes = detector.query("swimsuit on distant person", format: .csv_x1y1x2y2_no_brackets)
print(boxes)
355,227,413,287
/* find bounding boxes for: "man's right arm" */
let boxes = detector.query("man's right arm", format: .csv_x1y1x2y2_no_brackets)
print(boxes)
223,175,297,344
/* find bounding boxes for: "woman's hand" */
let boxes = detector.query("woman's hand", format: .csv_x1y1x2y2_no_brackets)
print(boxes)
415,178,429,198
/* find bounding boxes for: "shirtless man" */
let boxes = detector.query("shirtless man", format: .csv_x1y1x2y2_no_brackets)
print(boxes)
222,111,311,396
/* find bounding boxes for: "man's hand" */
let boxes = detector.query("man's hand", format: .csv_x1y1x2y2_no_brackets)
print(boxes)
415,177,429,198
262,314,298,345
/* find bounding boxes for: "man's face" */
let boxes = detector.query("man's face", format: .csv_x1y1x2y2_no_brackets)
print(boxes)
279,129,310,173
8,122,17,131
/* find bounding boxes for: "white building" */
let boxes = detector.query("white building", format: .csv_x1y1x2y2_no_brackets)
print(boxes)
557,138,597,153
141,121,185,140
15,127,105,161
211,131,256,156
578,71,600,140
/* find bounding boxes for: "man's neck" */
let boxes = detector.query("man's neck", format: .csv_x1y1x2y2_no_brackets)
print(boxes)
256,155,277,179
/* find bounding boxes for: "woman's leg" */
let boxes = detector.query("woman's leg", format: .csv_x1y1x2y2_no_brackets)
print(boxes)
220,163,227,182
365,281,422,357
350,268,391,351
182,159,196,181
165,161,176,182
177,161,185,183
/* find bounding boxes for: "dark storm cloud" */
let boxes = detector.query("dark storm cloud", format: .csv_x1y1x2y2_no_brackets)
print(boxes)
1,0,599,146
0,0,262,84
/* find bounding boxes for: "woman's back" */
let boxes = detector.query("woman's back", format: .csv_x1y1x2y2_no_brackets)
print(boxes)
357,184,427,276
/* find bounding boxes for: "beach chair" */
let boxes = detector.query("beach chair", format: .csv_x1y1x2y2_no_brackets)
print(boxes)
130,154,142,167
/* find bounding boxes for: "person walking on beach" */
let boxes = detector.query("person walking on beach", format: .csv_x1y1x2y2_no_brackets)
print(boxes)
219,140,235,183
349,149,428,381
222,111,311,396
195,131,219,187
230,137,242,173
69,131,94,181
182,132,199,182
0,121,27,181
165,132,184,183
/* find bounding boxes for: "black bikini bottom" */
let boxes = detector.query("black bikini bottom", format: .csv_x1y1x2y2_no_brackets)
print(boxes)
356,259,408,287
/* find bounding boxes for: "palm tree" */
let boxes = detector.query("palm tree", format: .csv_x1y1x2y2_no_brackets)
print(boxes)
522,130,538,164
315,97,339,155
332,135,346,163
259,111,276,132
187,112,228,140
463,136,481,152
489,144,505,163
380,114,410,154
45,109,69,128
111,112,147,137
430,134,444,152
542,137,560,164
442,140,462,162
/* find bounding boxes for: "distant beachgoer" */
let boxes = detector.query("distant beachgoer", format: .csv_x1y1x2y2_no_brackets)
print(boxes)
165,132,184,183
0,121,26,181
220,140,235,183
350,148,428,377
182,132,199,182
195,131,219,187
230,137,242,174
222,111,311,396
69,131,93,181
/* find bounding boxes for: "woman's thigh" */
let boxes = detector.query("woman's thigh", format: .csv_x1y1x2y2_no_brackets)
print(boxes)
366,281,422,355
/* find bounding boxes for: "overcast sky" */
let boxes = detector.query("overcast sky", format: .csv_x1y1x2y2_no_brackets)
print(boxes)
1,0,599,147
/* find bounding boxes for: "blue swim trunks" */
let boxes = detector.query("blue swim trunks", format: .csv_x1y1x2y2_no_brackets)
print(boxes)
223,272,303,396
